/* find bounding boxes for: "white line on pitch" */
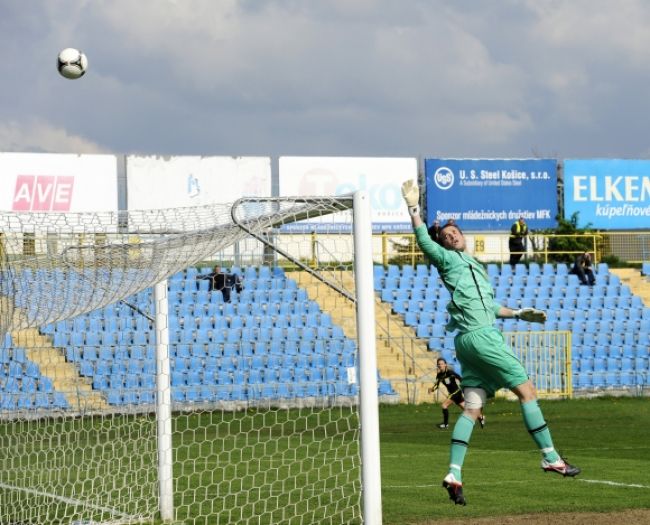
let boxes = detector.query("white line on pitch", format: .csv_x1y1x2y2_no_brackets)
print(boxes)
578,478,650,489
385,478,650,489
0,481,144,523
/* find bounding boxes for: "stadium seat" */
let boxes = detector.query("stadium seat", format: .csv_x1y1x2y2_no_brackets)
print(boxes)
619,371,635,386
604,371,620,388
620,358,634,371
591,372,606,388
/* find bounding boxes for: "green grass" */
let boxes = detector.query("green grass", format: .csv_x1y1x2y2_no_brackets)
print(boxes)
380,397,650,523
1,398,649,523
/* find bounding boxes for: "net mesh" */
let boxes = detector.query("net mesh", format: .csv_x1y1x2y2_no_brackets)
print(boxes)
0,196,364,524
0,197,352,334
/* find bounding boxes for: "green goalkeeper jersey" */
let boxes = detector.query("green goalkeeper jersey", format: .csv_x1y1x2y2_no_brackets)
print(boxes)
414,224,502,334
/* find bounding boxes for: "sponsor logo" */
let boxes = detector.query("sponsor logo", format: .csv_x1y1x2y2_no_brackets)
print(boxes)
433,167,454,190
187,173,201,198
12,175,75,211
572,175,650,202
335,174,402,210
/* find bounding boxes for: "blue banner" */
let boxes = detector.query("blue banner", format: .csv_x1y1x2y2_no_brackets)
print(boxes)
424,159,558,231
564,159,650,229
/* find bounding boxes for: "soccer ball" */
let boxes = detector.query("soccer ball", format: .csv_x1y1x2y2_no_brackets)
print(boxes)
57,48,88,79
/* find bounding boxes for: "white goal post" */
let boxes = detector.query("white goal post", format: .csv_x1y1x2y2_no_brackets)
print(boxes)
0,191,382,524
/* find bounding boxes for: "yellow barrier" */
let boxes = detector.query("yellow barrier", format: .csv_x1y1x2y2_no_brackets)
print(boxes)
503,330,572,398
371,232,603,265
600,231,650,263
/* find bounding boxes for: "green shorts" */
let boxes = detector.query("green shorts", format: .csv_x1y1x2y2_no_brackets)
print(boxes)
454,326,529,398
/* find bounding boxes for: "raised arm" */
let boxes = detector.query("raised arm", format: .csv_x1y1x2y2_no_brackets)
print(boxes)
401,180,448,267
401,179,424,229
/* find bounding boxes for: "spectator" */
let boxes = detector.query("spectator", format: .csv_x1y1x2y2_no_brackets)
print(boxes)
428,219,442,245
570,252,596,286
509,217,528,268
197,265,242,303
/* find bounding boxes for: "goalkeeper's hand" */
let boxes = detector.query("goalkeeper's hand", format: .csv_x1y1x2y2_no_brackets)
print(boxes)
514,307,547,324
401,180,420,216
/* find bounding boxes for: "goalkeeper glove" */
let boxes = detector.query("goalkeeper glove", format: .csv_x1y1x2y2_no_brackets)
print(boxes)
513,307,547,324
401,180,420,217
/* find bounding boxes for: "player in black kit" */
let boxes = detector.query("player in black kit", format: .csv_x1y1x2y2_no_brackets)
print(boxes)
429,358,485,429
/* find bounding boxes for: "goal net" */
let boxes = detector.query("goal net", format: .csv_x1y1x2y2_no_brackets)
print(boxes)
0,193,381,524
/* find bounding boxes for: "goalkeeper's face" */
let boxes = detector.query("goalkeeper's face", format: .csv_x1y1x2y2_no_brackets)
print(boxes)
439,225,466,251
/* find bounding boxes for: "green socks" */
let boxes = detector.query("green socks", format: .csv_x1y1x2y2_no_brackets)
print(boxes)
448,414,476,481
521,400,561,463
446,401,560,484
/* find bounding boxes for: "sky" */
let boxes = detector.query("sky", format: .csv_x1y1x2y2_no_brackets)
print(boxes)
2,0,650,160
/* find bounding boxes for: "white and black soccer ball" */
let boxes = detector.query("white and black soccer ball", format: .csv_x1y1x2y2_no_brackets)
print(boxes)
57,48,88,79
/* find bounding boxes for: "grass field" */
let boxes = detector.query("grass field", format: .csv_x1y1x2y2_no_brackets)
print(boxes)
1,397,649,524
380,397,650,524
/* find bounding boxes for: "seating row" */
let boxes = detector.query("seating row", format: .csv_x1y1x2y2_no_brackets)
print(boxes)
382,284,633,304
376,273,619,291
46,312,334,334
573,357,649,372
573,371,648,389
105,381,361,406
0,376,55,392
76,352,357,377
374,262,611,280
168,276,294,292
0,392,69,410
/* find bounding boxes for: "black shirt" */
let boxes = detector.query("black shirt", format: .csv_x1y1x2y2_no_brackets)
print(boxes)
199,272,241,292
433,368,462,395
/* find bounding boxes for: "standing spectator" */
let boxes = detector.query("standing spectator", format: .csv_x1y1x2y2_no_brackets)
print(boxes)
428,219,442,245
197,266,242,303
509,217,528,268
570,251,596,286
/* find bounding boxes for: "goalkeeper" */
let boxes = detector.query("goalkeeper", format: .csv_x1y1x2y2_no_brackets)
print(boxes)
401,180,580,506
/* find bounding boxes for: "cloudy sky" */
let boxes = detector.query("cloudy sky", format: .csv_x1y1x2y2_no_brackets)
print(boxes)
2,0,650,160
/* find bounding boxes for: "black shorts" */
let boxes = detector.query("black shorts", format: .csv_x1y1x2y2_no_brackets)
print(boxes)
449,390,464,405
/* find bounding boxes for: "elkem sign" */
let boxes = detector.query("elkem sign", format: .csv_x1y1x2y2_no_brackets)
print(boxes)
564,159,650,229
424,159,558,231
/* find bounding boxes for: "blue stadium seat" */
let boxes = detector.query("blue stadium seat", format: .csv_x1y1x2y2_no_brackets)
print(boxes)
621,357,634,372
573,371,592,390
604,371,620,388
619,371,635,386
404,312,418,326
605,357,620,371
642,262,650,276
591,372,606,388
621,342,636,357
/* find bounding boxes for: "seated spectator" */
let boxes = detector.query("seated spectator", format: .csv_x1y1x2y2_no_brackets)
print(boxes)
569,252,596,286
197,266,242,302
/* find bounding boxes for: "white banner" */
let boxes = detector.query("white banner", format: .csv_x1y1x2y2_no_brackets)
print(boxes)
126,156,272,209
0,153,118,212
279,156,417,231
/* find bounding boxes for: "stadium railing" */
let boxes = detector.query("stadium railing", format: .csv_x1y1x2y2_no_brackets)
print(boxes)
369,231,603,266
